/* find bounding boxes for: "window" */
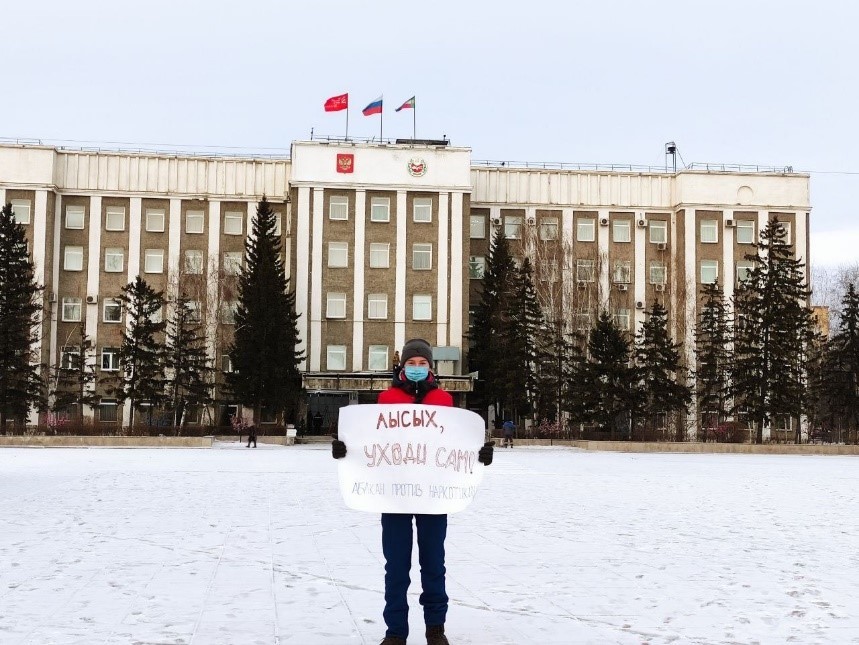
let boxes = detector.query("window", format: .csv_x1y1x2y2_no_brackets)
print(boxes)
613,261,631,284
412,243,432,270
413,197,432,223
505,216,522,239
540,216,558,241
101,347,120,371
223,252,243,275
700,219,718,243
187,300,202,323
105,206,125,231
103,299,122,323
540,260,558,282
577,218,595,242
366,197,390,223
775,220,791,244
368,345,389,371
145,209,165,232
614,308,631,331
186,210,204,234
98,400,118,422
221,355,233,373
11,200,31,225
185,250,203,275
367,293,388,319
328,242,349,268
60,346,80,370
469,256,486,279
273,213,282,236
470,215,486,239
413,294,432,321
64,246,84,271
326,292,346,319
736,220,755,244
736,261,754,284
144,249,164,273
576,259,595,282
223,211,243,235
649,261,666,284
61,297,82,322
220,301,237,325
104,248,124,273
66,205,85,229
327,345,347,370
329,196,349,220
575,313,592,332
369,243,390,268
612,220,631,243
649,220,667,244
700,260,719,284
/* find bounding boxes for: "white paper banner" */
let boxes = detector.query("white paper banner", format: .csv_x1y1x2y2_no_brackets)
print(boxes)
337,404,487,514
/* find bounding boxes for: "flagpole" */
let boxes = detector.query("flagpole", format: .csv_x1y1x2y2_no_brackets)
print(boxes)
346,105,349,141
413,99,416,140
380,95,384,142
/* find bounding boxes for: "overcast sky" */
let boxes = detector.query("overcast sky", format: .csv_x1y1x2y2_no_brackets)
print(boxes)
4,0,858,267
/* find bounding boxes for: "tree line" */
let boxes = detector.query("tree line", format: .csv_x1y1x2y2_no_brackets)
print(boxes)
470,219,859,443
0,198,303,433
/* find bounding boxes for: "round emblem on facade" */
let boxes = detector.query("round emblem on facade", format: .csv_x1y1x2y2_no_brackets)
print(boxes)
407,158,428,177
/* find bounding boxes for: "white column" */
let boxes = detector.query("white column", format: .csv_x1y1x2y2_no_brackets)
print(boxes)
167,198,182,300
684,208,697,439
436,192,450,348
352,190,366,370
757,210,769,258
722,209,735,303
128,198,142,279
85,195,102,346
795,210,808,283
309,188,324,371
0,188,5,205
560,208,575,325
26,191,50,425
48,193,62,411
633,210,646,330
295,187,311,370
597,209,610,311
395,191,408,354
205,200,221,366
449,192,464,364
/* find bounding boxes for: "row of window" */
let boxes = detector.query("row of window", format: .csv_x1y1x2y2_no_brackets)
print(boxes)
52,205,283,236
325,344,394,371
62,246,246,276
700,260,755,284
330,196,433,223
325,292,433,321
60,297,207,324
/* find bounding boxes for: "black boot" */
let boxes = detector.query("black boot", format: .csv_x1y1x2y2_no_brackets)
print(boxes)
379,637,406,645
426,624,450,645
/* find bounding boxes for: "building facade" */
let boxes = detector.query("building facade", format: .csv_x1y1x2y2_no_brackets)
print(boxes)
0,140,810,429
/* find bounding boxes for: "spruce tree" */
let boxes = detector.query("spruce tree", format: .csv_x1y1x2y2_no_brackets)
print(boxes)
164,295,213,431
0,203,44,429
227,197,303,424
694,282,732,437
571,311,638,439
634,302,691,440
731,219,816,443
820,283,859,442
51,324,100,422
110,276,166,428
469,228,518,420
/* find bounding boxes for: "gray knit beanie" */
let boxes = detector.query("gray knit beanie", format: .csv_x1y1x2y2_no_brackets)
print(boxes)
400,338,433,365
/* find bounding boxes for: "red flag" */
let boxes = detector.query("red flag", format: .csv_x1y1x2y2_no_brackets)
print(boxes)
324,93,348,112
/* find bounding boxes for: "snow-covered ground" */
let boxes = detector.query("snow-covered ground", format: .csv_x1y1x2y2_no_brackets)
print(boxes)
0,444,857,645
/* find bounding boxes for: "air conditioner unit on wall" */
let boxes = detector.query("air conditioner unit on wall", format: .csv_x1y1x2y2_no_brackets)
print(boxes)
600,217,609,226
654,284,666,292
657,242,668,251
48,292,57,303
636,301,645,309
490,213,502,226
726,219,735,227
577,280,587,289
526,214,537,226
86,295,98,304
616,284,629,292
637,218,647,228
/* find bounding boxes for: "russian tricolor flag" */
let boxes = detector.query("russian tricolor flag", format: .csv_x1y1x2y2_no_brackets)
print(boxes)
362,96,383,116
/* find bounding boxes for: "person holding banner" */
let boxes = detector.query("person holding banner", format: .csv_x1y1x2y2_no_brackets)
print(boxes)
333,338,494,645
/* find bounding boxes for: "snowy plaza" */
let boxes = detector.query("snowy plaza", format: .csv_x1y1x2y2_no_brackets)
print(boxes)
0,444,857,645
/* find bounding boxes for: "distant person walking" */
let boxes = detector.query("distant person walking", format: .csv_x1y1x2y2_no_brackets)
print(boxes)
502,419,515,448
246,425,257,448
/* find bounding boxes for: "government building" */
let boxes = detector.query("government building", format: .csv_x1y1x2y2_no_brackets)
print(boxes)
0,139,811,430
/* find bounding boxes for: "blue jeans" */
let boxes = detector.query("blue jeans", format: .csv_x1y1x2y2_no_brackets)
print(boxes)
381,513,448,639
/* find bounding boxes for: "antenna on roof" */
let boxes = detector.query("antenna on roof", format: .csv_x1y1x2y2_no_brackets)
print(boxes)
665,141,678,172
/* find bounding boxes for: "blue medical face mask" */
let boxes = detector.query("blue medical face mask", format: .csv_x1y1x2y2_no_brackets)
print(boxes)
403,365,430,382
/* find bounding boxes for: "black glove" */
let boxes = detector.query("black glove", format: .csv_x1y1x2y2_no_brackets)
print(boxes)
332,439,347,459
478,441,494,466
